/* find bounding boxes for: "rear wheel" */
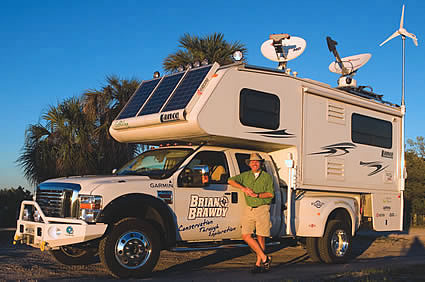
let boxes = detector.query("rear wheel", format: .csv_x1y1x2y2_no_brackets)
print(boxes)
318,220,352,263
50,246,97,265
305,237,322,262
99,218,160,278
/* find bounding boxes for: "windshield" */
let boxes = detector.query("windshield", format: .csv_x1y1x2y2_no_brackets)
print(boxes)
116,148,194,178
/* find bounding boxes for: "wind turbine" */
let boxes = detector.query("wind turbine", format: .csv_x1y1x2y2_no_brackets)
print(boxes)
380,4,418,106
379,4,418,202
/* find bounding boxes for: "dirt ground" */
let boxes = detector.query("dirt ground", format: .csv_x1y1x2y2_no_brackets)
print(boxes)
1,228,425,281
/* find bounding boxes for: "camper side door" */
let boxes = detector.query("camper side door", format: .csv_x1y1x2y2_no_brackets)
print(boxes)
174,150,242,241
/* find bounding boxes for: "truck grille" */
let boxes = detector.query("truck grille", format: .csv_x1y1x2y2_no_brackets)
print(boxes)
36,189,63,217
36,182,81,218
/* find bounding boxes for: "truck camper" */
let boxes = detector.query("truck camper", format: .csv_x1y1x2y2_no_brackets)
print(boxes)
14,35,405,278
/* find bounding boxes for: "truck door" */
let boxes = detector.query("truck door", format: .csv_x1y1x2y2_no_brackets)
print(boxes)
175,150,241,241
231,152,283,237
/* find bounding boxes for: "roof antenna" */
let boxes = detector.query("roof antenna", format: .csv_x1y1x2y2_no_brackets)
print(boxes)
327,36,371,89
261,33,306,72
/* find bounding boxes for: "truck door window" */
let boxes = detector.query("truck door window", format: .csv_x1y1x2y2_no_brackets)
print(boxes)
179,151,229,186
236,153,269,174
235,153,251,173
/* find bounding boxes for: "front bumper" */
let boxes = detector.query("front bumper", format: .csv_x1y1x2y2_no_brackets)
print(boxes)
14,200,107,251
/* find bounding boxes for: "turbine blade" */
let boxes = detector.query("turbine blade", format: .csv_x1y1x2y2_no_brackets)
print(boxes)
408,34,419,46
401,30,419,46
380,31,400,46
400,4,405,29
413,38,418,46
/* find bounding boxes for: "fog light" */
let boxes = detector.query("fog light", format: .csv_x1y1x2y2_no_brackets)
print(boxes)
34,210,42,222
23,208,30,221
232,50,243,61
48,226,62,239
201,59,209,65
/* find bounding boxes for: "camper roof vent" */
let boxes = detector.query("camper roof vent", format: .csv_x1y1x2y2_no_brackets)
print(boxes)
260,33,306,71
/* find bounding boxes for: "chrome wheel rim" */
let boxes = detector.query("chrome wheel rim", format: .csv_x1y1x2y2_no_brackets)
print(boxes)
330,229,349,257
115,231,152,269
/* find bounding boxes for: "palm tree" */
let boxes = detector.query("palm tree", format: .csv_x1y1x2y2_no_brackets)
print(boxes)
17,77,142,186
82,75,142,173
163,33,247,72
17,97,96,185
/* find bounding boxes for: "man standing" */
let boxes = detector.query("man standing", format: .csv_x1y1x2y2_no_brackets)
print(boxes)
228,153,274,273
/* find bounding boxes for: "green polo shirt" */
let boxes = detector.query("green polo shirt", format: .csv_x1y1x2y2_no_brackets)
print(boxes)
229,170,274,207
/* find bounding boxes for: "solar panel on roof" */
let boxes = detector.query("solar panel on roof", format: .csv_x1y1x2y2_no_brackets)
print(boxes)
162,66,212,112
117,79,160,120
138,72,184,116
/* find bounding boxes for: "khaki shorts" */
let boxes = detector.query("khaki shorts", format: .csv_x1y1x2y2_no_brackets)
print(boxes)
241,205,271,237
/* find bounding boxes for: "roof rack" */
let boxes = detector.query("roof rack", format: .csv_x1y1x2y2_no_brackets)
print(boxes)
339,86,399,107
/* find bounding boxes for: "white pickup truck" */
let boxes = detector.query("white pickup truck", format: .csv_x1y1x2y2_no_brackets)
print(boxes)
15,61,404,278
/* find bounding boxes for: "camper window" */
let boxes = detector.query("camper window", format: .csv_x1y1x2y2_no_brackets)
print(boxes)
351,113,392,149
239,88,280,130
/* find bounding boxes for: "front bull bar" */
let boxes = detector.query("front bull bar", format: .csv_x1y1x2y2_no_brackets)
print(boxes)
14,200,107,251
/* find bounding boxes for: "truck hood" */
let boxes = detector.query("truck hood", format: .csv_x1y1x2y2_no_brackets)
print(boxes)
43,175,152,194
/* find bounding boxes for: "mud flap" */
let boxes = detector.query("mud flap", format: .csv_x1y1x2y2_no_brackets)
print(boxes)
371,192,403,231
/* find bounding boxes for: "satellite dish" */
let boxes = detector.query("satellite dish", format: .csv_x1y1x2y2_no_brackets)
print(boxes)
328,53,372,74
261,36,306,62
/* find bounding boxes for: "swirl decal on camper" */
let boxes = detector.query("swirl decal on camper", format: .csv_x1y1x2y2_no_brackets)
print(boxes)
248,129,295,138
310,142,357,157
360,161,388,176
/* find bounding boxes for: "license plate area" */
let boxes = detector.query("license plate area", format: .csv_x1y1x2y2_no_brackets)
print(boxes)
25,224,35,235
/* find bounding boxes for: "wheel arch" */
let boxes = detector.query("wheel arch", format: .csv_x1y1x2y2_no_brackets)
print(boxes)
97,193,176,249
322,207,355,237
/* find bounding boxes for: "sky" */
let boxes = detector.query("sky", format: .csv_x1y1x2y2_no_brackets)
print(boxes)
1,0,424,192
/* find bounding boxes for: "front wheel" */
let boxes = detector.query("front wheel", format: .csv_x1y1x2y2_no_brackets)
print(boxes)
99,218,160,278
318,220,352,263
49,246,97,265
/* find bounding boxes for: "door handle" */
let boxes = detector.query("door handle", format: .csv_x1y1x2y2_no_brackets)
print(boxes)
225,192,238,203
231,192,238,203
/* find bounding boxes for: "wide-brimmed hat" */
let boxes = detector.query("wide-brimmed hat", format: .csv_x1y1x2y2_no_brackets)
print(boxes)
245,153,264,165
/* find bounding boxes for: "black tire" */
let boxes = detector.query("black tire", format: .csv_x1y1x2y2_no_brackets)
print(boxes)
305,237,322,262
50,246,97,265
99,218,160,278
318,220,352,263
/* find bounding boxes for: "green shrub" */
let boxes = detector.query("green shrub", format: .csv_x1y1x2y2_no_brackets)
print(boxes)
0,186,32,228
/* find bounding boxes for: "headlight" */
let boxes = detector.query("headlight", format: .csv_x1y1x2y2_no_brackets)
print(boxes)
79,195,102,223
33,209,42,222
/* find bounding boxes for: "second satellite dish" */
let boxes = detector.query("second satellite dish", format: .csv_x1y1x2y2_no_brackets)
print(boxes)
261,36,306,62
328,53,372,74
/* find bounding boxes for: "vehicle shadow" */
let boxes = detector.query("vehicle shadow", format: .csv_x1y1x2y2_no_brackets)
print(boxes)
154,239,293,277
